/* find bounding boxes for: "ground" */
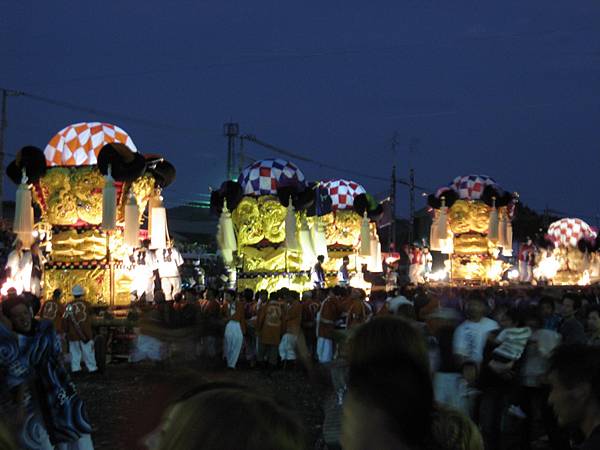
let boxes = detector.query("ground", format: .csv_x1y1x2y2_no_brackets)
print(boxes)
77,361,328,450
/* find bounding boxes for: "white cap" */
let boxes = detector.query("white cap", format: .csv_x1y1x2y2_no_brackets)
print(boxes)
72,284,85,297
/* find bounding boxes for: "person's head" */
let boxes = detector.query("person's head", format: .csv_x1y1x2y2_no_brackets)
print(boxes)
173,292,184,303
587,306,600,334
499,308,520,329
223,289,236,303
523,306,542,330
342,256,349,265
465,297,486,322
154,383,306,450
538,297,555,319
317,255,324,264
258,290,268,302
13,239,22,252
72,284,85,300
429,405,483,450
348,316,429,375
242,289,254,303
344,321,433,450
2,296,32,334
205,288,217,301
350,288,366,302
547,344,600,429
561,295,581,318
52,288,62,302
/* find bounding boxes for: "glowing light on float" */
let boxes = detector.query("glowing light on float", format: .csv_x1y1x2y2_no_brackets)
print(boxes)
426,269,449,282
577,270,591,286
507,269,520,281
533,252,560,281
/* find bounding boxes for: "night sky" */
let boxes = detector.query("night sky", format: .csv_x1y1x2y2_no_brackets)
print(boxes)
2,1,600,222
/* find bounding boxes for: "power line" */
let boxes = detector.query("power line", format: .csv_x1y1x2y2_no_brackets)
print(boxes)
11,89,217,135
241,134,430,191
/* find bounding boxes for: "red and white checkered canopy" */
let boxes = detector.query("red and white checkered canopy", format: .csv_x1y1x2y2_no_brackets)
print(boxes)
548,218,597,248
44,122,137,166
436,174,498,200
322,179,366,210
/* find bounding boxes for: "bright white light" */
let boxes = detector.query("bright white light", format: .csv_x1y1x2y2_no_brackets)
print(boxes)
426,269,448,282
533,253,560,280
507,269,519,280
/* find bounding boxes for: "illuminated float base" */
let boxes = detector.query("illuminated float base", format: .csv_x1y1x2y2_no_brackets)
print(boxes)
43,264,133,305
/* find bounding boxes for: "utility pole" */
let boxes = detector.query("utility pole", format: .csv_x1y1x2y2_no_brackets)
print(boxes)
238,135,245,175
390,132,399,252
408,138,419,244
223,122,239,180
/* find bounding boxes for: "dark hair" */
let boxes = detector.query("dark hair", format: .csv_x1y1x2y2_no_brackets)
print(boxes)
242,289,254,302
332,285,346,297
538,297,555,311
561,294,582,310
548,344,600,404
317,255,325,262
159,382,306,450
348,352,433,447
1,295,28,317
503,307,522,327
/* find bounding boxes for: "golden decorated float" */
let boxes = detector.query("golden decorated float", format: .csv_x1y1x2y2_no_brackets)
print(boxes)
533,218,600,285
428,174,516,283
211,159,383,293
5,122,176,304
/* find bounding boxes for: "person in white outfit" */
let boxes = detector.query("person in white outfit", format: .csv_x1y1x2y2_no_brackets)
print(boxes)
63,285,97,374
154,247,184,301
223,290,245,369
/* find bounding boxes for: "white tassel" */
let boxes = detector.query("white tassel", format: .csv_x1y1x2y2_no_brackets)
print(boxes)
285,197,298,251
498,212,507,248
299,217,315,270
368,230,383,272
124,193,140,247
430,212,441,251
360,212,371,256
311,216,328,260
102,166,117,230
150,194,169,249
13,170,34,248
437,198,448,240
502,222,513,256
220,200,237,252
488,198,499,242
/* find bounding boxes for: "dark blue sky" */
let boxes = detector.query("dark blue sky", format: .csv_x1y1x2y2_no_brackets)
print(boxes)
2,1,600,221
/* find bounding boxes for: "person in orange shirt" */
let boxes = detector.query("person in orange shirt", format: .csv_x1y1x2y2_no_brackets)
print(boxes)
222,289,246,369
346,289,369,329
63,285,97,374
256,290,285,370
279,290,303,364
317,289,338,363
40,288,65,335
301,290,320,358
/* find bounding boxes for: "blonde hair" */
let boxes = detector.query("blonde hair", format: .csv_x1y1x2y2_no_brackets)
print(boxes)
158,384,306,450
430,405,483,450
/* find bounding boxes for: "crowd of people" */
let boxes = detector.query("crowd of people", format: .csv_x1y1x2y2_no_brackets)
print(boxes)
2,271,600,448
